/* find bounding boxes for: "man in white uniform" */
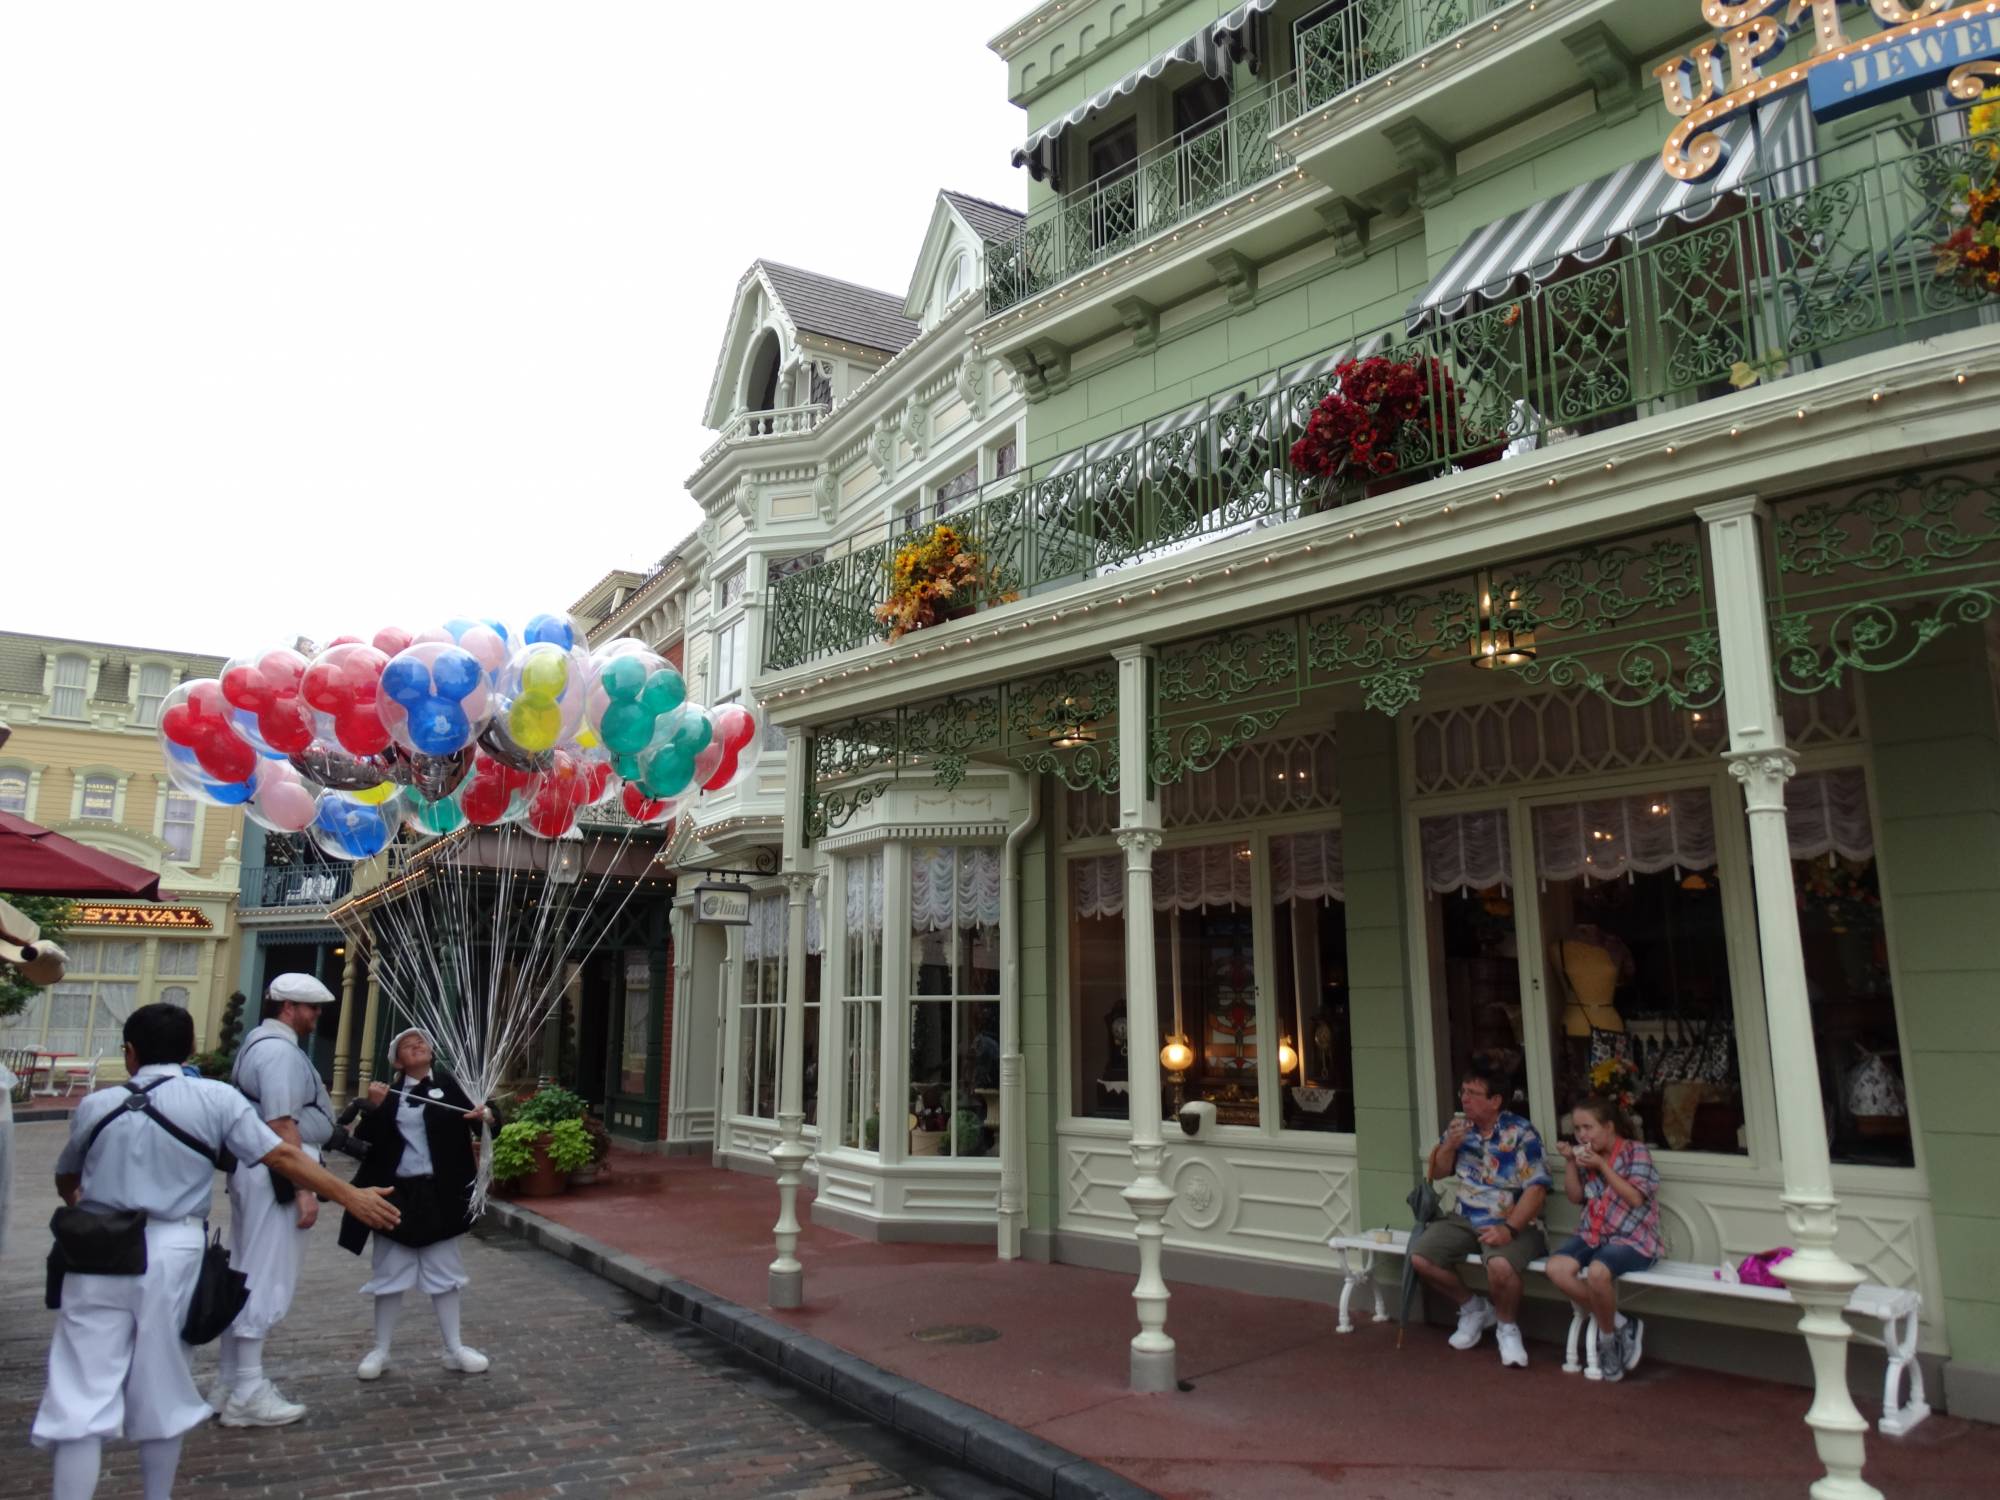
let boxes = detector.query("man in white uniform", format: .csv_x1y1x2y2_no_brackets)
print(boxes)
32,1001,397,1499
214,972,337,1427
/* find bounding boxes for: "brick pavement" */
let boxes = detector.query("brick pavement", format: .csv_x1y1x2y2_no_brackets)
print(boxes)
0,1119,1020,1499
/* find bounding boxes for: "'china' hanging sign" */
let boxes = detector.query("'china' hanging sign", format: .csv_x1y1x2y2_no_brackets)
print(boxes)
1658,0,2000,180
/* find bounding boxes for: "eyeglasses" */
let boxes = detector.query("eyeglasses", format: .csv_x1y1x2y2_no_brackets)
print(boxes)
1458,1085,1492,1100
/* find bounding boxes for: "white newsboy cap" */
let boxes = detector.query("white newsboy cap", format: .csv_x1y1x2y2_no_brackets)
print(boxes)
267,972,335,1006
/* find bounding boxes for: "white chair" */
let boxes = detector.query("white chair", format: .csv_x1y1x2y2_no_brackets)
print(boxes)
59,1054,104,1096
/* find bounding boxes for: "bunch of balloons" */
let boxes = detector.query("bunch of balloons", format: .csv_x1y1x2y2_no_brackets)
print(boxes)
158,611,764,861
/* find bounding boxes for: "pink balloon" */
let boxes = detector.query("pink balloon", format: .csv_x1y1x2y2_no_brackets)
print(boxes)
373,625,414,656
250,762,320,833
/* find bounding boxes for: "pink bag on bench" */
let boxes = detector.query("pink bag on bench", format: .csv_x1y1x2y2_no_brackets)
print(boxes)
1716,1248,1794,1287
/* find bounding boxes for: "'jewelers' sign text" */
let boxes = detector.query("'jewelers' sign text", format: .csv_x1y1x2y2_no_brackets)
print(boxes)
1657,0,2000,180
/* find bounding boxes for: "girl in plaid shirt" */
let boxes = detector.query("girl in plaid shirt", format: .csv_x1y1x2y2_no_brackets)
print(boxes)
1546,1095,1662,1382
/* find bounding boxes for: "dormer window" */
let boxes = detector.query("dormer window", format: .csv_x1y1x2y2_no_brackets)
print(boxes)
136,664,170,728
51,653,87,719
745,328,783,422
943,252,970,306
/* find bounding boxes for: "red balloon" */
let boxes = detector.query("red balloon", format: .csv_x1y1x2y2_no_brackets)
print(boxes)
701,704,757,792
525,783,579,837
221,648,315,755
302,643,393,756
373,626,414,657
161,680,258,783
460,775,511,825
621,782,672,824
324,634,364,648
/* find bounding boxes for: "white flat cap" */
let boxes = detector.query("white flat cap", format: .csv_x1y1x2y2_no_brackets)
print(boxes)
267,972,335,1005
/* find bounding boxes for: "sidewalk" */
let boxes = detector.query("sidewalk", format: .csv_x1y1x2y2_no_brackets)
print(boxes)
496,1147,1999,1499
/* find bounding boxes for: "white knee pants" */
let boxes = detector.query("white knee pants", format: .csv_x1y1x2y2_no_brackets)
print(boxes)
33,1218,209,1447
227,1159,312,1340
361,1235,469,1297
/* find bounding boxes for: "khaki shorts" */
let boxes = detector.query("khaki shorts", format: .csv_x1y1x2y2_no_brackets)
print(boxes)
1409,1213,1546,1279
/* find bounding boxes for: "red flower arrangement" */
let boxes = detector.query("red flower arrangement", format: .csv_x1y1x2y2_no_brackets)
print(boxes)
1289,355,1502,494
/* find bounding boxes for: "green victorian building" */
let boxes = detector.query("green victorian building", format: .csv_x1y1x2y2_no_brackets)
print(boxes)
644,3,2000,1493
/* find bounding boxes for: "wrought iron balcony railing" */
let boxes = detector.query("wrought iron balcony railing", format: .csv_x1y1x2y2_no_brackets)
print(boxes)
239,862,353,911
699,402,831,466
984,72,1299,317
1293,0,1511,116
771,112,1999,675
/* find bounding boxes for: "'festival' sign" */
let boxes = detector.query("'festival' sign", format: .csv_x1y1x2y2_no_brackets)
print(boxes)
1657,0,2000,180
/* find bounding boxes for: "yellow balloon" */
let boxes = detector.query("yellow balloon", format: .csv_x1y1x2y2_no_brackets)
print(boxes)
573,727,600,751
509,698,563,752
351,781,397,806
519,649,568,702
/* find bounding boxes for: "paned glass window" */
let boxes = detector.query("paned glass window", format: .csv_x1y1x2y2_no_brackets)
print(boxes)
1270,831,1352,1133
163,791,198,862
135,664,170,727
51,654,87,719
908,846,1001,1158
993,436,1018,479
936,462,978,514
717,567,747,611
80,775,117,821
156,941,200,977
159,986,191,1008
0,768,28,816
619,951,652,1097
713,619,744,701
840,852,885,1151
738,892,820,1125
27,938,142,1057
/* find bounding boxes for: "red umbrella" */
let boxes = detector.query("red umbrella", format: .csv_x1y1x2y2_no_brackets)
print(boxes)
0,810,162,900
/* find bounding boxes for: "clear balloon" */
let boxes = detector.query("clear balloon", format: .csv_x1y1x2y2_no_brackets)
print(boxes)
522,744,610,839
403,786,467,837
377,640,493,758
309,789,403,861
220,648,316,757
159,679,260,785
701,703,759,792
587,648,685,759
245,760,322,834
459,751,539,826
289,742,390,794
522,611,583,653
496,641,588,756
423,617,512,683
163,740,256,807
620,782,678,825
302,642,394,757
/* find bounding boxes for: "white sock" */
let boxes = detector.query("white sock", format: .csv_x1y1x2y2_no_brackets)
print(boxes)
138,1437,182,1500
1499,1320,1519,1330
52,1438,102,1500
373,1292,404,1355
216,1332,237,1391
230,1335,265,1402
432,1289,463,1353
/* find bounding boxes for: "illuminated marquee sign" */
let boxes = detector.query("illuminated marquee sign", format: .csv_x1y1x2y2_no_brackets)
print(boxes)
1657,0,2000,180
74,903,213,930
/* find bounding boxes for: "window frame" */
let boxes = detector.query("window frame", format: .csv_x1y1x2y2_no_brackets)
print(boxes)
77,773,120,822
134,662,172,728
160,788,200,863
50,652,89,720
0,765,31,818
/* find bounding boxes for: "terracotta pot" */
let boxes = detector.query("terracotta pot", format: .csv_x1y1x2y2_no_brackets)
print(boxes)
502,1136,570,1198
909,1128,946,1157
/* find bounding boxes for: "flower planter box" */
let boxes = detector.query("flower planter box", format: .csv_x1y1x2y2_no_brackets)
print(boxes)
909,1128,947,1156
498,1137,569,1198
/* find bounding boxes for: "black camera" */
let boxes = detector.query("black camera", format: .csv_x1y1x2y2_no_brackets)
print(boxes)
326,1099,371,1162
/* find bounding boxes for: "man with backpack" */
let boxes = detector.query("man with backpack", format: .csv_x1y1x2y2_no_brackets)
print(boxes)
31,1002,397,1499
211,972,338,1428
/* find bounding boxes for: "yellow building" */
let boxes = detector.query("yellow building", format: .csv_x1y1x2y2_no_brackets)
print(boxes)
0,631,244,1072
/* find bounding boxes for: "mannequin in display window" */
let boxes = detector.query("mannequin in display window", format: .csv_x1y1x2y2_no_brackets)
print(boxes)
1555,923,1635,1038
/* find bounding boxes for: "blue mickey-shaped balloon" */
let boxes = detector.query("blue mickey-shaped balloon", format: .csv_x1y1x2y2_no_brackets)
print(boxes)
311,792,397,859
382,646,484,757
524,612,576,652
164,741,256,805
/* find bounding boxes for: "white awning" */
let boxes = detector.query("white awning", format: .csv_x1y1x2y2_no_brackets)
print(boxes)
1405,96,1812,332
1010,0,1281,182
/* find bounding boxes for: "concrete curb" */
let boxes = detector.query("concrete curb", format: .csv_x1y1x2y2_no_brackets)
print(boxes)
482,1200,1157,1500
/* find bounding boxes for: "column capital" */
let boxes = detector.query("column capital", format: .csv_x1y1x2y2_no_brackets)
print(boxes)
1116,828,1163,860
1726,747,1797,811
784,869,814,902
1695,493,1765,524
1110,642,1157,664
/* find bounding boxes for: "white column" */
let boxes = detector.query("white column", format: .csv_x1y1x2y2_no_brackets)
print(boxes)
1114,644,1176,1392
330,945,362,1107
1701,496,1879,1500
768,733,813,1308
997,771,1040,1260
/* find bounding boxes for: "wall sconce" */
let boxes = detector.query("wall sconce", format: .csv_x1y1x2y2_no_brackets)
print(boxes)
1050,695,1096,750
1278,1034,1299,1077
1160,1033,1194,1111
1470,568,1536,669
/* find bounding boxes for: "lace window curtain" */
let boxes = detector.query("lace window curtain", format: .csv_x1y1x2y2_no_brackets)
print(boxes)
844,851,885,936
745,893,785,963
1268,830,1344,904
1071,835,1341,916
1785,767,1874,863
909,846,1003,931
1421,810,1514,894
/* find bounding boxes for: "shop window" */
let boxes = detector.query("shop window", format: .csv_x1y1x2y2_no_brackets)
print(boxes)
908,846,1002,1159
1270,831,1353,1133
135,664,170,728
1787,769,1911,1167
936,462,979,515
712,619,744,702
36,938,141,1057
1159,843,1261,1126
993,436,1019,479
618,952,651,1098
840,852,885,1151
51,653,87,719
0,768,27,816
163,791,198,863
1533,786,1747,1156
1071,856,1133,1119
740,895,821,1126
156,941,200,978
1420,810,1529,1120
159,986,190,1008
80,775,117,821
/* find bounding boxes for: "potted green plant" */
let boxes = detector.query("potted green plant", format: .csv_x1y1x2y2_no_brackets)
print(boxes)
546,1118,595,1177
571,1114,613,1185
491,1120,568,1198
861,1113,880,1150
952,1107,986,1159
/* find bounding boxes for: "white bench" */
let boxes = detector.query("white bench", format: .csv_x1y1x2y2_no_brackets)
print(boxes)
1329,1230,1929,1436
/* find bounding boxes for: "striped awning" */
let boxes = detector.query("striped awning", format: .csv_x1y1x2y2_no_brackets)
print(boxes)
1406,96,1813,332
1010,0,1280,182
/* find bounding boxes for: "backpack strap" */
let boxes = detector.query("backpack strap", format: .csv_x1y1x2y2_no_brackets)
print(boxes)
80,1079,222,1170
234,1033,330,1123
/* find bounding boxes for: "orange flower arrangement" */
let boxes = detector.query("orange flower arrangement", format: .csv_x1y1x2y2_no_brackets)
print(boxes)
874,524,1012,642
1936,89,2000,297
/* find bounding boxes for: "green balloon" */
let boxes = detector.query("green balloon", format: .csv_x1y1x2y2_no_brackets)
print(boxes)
601,700,654,755
639,747,695,800
600,654,648,701
638,667,685,716
668,710,712,756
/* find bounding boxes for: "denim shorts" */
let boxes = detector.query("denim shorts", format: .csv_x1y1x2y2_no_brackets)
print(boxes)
1553,1235,1656,1278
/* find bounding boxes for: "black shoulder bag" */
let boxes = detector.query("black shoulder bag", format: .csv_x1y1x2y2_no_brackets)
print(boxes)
46,1080,253,1343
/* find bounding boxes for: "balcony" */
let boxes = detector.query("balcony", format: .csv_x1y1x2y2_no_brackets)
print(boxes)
1292,0,1512,111
698,402,830,467
239,862,353,912
768,112,1999,674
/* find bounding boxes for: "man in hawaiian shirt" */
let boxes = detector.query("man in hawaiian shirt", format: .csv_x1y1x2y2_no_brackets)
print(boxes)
1409,1061,1552,1367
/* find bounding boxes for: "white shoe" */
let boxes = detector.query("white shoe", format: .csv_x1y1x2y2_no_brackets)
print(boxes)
357,1347,390,1382
219,1380,307,1427
442,1345,489,1374
1496,1322,1529,1368
204,1380,229,1412
1448,1297,1497,1350
1621,1316,1644,1373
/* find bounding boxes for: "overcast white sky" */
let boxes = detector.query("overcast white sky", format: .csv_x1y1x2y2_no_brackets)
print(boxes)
2,1,1029,658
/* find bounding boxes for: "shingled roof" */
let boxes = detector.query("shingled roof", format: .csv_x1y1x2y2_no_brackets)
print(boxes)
0,631,226,701
758,261,919,356
942,190,1025,246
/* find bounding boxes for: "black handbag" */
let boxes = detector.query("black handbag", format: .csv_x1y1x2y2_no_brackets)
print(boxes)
181,1228,249,1344
48,1204,148,1274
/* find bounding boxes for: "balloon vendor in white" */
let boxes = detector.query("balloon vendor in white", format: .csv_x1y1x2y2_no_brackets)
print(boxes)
213,972,339,1428
338,1028,496,1380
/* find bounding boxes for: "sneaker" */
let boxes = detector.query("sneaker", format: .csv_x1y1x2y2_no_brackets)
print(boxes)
219,1381,307,1428
1598,1328,1627,1383
1620,1316,1644,1374
1496,1322,1529,1369
204,1380,229,1412
1448,1297,1497,1351
357,1347,390,1382
442,1345,490,1375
